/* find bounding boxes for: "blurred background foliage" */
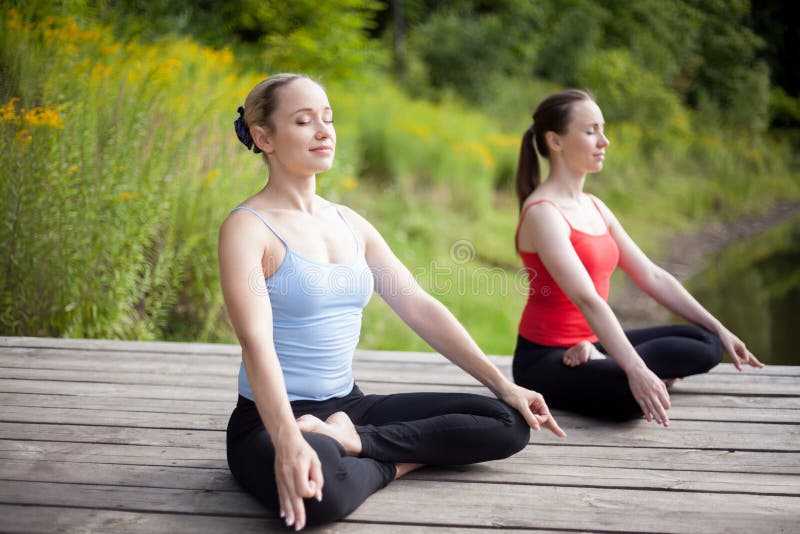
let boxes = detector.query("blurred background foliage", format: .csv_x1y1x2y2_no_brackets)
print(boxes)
1,0,798,359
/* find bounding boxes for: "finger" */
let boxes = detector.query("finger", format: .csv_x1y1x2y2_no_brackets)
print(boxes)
748,351,765,368
540,413,567,437
310,456,324,502
517,402,541,431
654,390,671,427
637,397,653,422
291,495,306,531
277,478,295,528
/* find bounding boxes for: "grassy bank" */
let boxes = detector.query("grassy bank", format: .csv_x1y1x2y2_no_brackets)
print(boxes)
2,9,798,354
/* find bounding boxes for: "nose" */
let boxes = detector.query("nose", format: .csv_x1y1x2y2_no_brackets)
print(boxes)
599,131,610,147
316,119,333,138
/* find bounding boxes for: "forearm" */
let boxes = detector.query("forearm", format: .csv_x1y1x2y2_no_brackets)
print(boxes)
642,270,723,333
240,339,301,443
578,296,646,373
402,294,509,394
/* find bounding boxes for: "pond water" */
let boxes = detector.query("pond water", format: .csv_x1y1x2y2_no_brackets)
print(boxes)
681,214,800,365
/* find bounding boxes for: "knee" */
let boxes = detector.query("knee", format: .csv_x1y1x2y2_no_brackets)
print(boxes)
496,403,531,457
303,486,354,526
701,330,724,370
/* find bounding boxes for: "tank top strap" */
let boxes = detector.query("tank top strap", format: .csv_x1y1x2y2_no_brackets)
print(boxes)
516,199,574,251
231,206,288,248
584,193,609,226
332,204,361,253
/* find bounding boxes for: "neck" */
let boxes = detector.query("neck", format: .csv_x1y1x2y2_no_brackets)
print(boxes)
262,170,318,212
545,162,586,202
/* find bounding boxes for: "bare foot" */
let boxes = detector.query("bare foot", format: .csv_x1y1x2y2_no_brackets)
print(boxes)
663,378,681,389
563,341,606,367
394,463,424,480
296,412,363,456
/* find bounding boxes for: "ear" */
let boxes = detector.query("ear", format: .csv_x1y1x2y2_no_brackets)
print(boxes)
545,131,562,153
251,125,273,155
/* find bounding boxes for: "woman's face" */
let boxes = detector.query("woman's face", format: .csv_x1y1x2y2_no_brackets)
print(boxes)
259,78,336,177
556,99,609,175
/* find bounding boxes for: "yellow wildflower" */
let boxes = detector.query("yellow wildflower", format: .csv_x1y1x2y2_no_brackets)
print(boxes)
23,106,65,129
204,169,220,185
116,191,139,202
16,129,32,146
100,44,120,55
342,176,358,191
1,98,21,122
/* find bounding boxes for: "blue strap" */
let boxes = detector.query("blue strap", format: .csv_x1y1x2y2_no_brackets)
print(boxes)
231,206,288,247
333,205,360,253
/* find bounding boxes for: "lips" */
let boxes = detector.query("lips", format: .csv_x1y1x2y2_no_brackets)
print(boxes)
311,145,333,152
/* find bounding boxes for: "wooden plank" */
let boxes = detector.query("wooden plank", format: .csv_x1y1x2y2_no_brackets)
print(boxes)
350,479,800,533
0,336,240,356
3,449,798,497
0,439,227,467
3,336,797,377
1,416,797,454
0,392,234,414
2,478,798,534
0,379,237,401
4,439,797,476
3,393,798,426
6,364,796,397
0,505,556,534
1,367,236,388
529,416,800,451
6,388,800,415
0,346,240,369
0,405,229,429
0,423,227,450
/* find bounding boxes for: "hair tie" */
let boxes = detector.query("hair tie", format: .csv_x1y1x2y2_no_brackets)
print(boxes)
234,106,262,154
528,123,536,136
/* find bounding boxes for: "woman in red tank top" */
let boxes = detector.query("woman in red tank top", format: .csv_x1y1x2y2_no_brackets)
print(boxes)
512,89,763,425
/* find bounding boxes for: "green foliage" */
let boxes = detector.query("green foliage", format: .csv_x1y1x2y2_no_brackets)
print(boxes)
1,2,798,356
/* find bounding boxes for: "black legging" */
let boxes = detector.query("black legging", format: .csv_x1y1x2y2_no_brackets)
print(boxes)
227,384,529,526
513,325,723,421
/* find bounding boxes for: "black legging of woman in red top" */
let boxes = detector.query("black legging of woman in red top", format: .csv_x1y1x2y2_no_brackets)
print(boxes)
513,324,723,421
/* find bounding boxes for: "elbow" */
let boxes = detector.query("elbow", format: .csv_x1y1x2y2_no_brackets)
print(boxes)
571,291,608,316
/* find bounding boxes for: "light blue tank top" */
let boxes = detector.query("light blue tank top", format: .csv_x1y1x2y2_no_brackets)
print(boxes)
232,205,374,401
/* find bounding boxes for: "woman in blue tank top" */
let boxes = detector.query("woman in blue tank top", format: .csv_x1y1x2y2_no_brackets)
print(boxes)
220,74,566,530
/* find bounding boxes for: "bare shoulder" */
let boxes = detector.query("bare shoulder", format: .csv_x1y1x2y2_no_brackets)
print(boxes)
521,199,569,232
218,207,277,260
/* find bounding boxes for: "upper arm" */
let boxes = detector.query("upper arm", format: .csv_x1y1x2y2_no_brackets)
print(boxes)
523,204,602,307
218,213,275,350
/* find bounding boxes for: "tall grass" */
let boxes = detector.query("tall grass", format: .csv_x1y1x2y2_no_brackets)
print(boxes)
1,9,798,354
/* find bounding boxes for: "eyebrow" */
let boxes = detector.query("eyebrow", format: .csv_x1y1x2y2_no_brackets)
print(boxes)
291,107,332,115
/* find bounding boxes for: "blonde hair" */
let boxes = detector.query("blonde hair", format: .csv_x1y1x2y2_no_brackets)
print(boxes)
236,73,321,162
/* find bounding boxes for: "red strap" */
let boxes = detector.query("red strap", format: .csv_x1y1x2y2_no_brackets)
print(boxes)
515,199,573,251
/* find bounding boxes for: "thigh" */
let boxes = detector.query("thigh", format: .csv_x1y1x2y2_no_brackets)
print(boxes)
514,337,639,420
346,391,529,465
616,325,723,378
345,390,519,427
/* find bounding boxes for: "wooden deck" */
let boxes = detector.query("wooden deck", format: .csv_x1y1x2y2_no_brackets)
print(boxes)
1,336,798,533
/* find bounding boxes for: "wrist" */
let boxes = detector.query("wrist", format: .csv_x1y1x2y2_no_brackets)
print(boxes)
621,356,647,375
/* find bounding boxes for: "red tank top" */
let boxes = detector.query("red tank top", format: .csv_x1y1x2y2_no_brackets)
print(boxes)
516,195,619,346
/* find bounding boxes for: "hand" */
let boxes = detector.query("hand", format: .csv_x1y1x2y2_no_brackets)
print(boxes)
274,430,324,530
718,328,764,371
497,382,566,437
627,364,671,427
